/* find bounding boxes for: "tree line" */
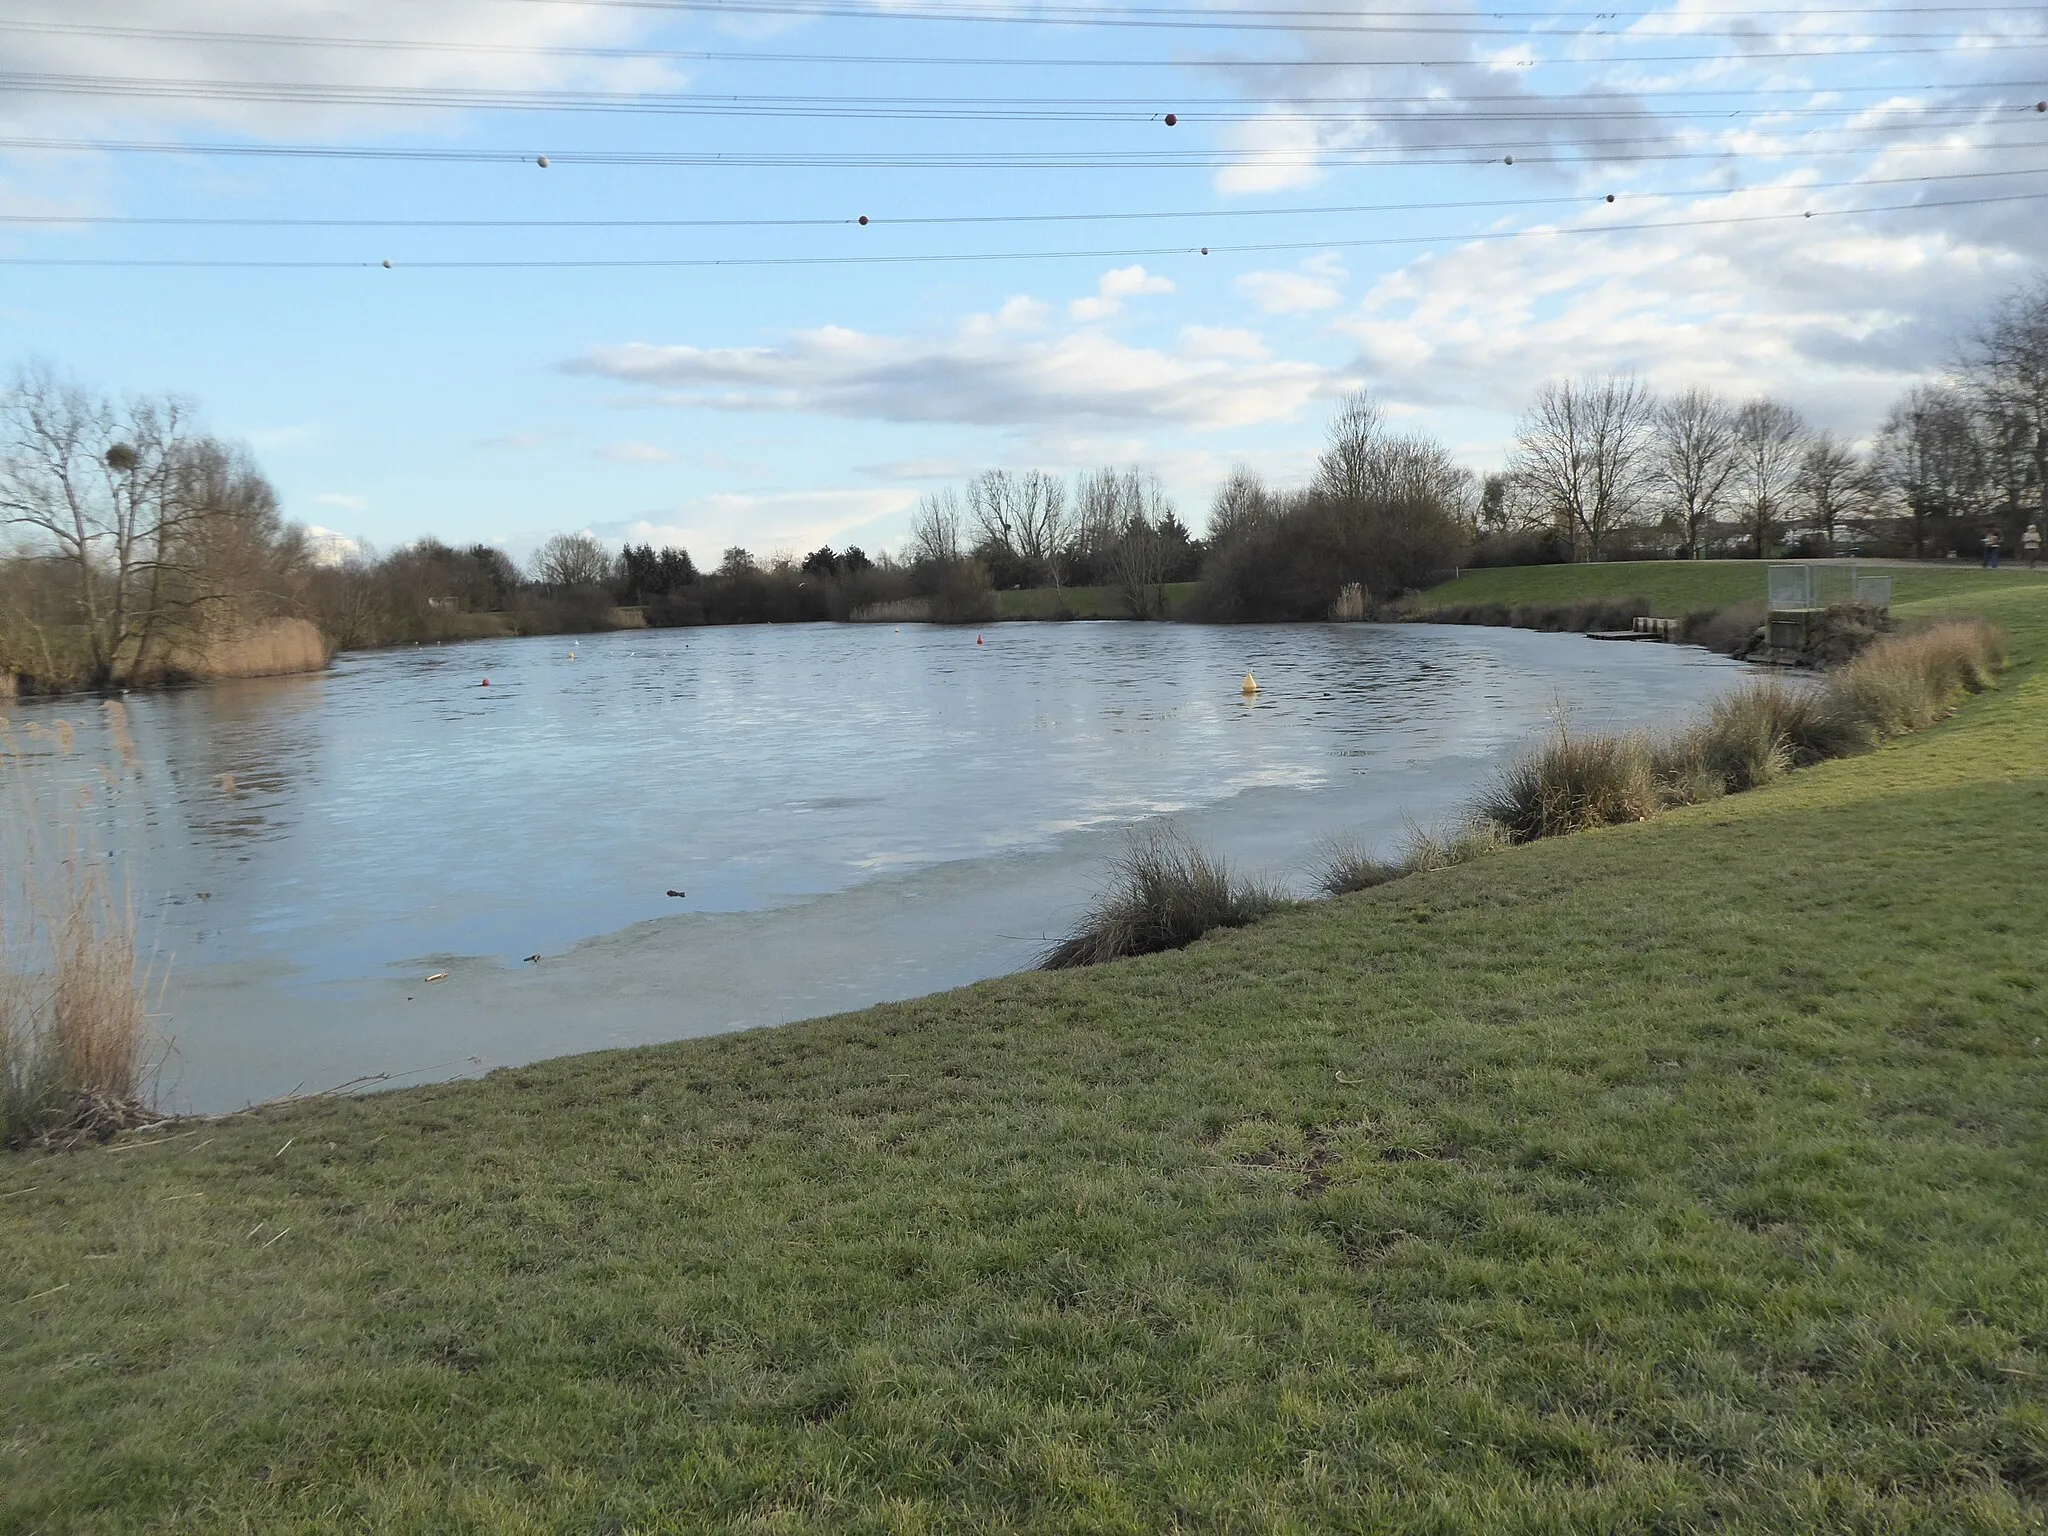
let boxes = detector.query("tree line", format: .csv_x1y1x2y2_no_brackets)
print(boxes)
1481,281,2048,564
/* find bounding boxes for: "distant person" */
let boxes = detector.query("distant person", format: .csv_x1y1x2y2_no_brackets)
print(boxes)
1983,526,2003,569
2025,522,2042,571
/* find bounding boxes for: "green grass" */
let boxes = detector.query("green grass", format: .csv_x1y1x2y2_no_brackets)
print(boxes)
996,581,1201,620
6,582,2048,1531
1422,558,2048,617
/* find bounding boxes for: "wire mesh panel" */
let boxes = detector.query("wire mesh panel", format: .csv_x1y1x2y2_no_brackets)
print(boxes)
1768,564,1892,612
1768,565,1814,610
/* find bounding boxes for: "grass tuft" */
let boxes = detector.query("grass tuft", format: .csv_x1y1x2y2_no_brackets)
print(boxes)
1476,725,1660,843
1043,828,1287,968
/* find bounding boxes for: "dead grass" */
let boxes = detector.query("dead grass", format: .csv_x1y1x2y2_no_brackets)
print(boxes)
1476,725,1660,843
0,730,162,1147
178,617,329,682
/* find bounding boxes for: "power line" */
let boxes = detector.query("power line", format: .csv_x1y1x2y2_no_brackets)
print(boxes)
400,0,2048,38
5,71,2034,124
5,17,2041,72
7,132,2042,169
0,188,2039,269
6,165,2043,230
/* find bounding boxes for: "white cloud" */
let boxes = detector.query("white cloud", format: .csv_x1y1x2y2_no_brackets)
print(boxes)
580,487,918,558
1178,325,1270,360
1330,157,2039,435
565,313,1330,433
302,524,362,566
1069,265,1176,322
1237,254,1348,315
0,0,678,136
856,457,972,481
311,492,367,510
597,441,675,463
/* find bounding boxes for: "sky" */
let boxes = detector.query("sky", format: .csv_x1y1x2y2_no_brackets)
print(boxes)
1,0,2044,565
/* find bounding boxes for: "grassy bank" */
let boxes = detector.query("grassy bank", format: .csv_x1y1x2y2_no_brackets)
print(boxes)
1420,558,2048,618
6,583,2048,1531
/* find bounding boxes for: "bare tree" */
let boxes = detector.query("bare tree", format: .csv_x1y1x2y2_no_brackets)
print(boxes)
0,362,207,686
907,487,966,566
1962,278,2048,530
1652,386,1736,558
529,532,615,588
1313,391,1387,506
966,468,1071,590
1875,383,1984,557
1731,398,1808,557
1206,463,1278,549
1511,375,1658,559
1794,432,1875,551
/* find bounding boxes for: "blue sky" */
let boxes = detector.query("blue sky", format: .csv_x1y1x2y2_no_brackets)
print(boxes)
2,0,2044,565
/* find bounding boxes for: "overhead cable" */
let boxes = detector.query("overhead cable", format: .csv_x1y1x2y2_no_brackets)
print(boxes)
1,187,2041,269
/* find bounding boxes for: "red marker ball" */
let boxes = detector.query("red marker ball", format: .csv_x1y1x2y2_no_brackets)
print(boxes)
1201,247,1209,255
1164,113,1178,126
2038,101,2046,112
481,678,490,686
1605,194,1615,203
858,215,869,225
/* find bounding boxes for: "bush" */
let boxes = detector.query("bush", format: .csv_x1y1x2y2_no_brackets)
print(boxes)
1678,600,1767,656
1805,599,1892,668
1042,829,1286,968
1477,726,1659,842
1414,596,1650,634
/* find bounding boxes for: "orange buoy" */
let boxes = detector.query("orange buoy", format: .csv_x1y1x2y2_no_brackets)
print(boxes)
1241,671,1258,696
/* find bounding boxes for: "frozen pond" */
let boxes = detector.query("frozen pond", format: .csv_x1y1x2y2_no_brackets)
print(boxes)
2,620,1750,1111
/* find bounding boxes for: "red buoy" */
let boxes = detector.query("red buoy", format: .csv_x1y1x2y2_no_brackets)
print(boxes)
976,635,984,645
480,678,490,686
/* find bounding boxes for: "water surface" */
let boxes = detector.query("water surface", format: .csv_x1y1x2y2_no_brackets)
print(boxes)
4,621,1748,1111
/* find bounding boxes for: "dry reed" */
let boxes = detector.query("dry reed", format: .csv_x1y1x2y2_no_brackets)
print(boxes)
184,618,330,682
1,726,163,1147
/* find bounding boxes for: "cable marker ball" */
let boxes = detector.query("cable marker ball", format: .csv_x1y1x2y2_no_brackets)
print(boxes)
1164,112,1178,126
2038,101,2046,111
1504,155,1514,165
1200,246,1209,255
858,214,869,225
381,258,393,268
537,155,549,167
1605,193,1615,203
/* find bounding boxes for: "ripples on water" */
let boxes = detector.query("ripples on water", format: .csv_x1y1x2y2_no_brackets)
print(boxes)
2,621,1747,1109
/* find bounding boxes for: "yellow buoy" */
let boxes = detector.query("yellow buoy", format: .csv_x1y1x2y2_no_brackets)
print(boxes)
1241,671,1258,696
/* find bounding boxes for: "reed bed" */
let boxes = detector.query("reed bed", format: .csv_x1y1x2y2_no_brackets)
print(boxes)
0,726,162,1147
180,617,330,682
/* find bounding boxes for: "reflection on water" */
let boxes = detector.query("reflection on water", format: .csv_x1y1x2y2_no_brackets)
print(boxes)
3,621,1748,1110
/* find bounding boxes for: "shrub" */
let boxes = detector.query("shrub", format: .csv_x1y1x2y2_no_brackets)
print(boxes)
1042,829,1285,968
1805,599,1892,668
1678,600,1767,657
1477,726,1659,842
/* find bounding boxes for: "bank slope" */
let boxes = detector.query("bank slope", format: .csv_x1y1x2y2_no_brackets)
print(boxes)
4,588,2047,1533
